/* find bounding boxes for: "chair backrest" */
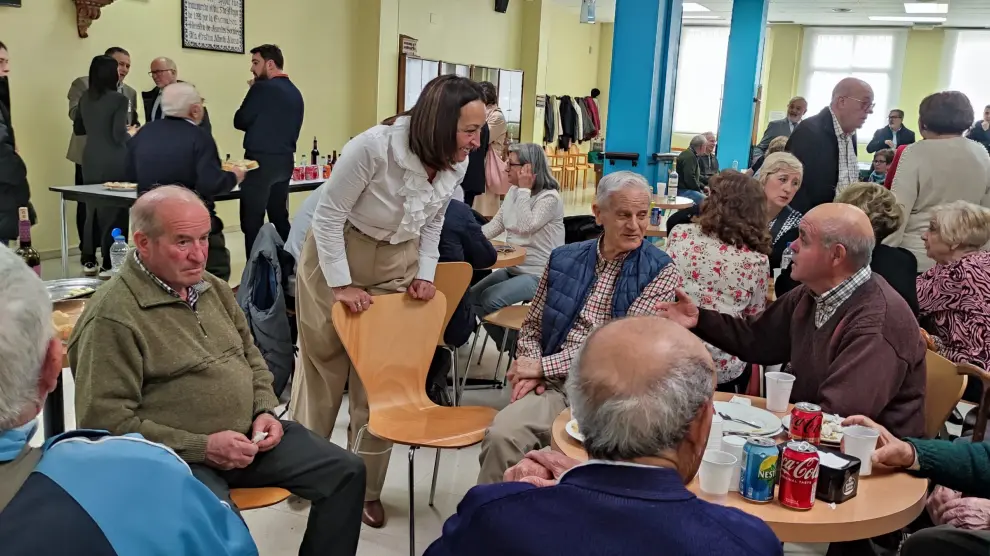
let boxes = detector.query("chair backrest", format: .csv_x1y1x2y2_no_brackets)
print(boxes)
924,349,968,439
332,292,446,412
432,262,474,346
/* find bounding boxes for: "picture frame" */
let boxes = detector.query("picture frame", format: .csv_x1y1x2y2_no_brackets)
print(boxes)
181,0,245,54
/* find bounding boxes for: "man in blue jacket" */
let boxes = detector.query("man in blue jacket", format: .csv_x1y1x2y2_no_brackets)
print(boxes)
476,171,682,484
0,245,256,555
428,316,782,556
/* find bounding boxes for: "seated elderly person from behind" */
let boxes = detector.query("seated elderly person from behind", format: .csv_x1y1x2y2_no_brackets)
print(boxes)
0,245,255,554
427,317,782,556
476,171,681,484
69,186,365,556
660,203,926,438
917,201,990,404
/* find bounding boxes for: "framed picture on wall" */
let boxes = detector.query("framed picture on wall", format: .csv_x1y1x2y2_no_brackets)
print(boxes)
182,0,245,54
0,0,22,6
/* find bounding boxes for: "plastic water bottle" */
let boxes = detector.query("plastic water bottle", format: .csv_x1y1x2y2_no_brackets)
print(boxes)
667,170,679,202
732,160,740,171
109,228,129,274
781,242,794,270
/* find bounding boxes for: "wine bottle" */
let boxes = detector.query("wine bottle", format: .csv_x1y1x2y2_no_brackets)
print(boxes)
311,137,320,165
15,207,40,277
331,150,338,167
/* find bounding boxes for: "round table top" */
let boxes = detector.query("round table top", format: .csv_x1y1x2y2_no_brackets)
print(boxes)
489,240,527,269
652,195,695,210
645,225,667,238
550,393,928,543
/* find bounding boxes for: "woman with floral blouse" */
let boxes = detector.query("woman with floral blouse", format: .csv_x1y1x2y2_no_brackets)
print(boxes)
666,170,772,391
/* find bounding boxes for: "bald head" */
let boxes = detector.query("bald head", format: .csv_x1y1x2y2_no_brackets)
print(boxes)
161,82,203,120
131,185,206,239
791,203,875,291
831,78,874,133
150,57,177,88
566,317,716,461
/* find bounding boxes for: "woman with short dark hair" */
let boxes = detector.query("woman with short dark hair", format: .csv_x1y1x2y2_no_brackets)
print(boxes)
887,91,990,272
666,170,771,391
292,74,486,526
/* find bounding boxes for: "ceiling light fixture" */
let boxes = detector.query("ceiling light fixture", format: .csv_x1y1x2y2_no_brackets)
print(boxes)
903,2,949,14
869,15,947,22
683,2,710,13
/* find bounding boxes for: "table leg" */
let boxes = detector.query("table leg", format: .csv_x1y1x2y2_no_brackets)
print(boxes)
43,374,65,440
60,194,69,278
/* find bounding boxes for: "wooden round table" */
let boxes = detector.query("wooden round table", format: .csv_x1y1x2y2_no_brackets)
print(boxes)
550,393,928,543
645,226,667,238
489,240,526,269
652,194,695,211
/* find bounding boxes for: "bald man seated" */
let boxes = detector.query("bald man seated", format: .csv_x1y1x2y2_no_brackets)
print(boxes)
126,82,244,280
660,203,926,438
142,56,213,133
425,317,782,556
69,187,365,556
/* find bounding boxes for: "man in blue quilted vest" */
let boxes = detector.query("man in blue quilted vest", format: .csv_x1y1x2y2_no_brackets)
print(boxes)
477,171,682,484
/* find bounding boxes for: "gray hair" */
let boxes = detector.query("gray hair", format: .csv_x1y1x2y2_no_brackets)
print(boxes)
0,245,53,430
161,82,202,118
929,200,990,251
821,226,875,268
595,171,651,209
689,135,707,150
566,334,715,461
508,143,559,195
132,185,205,238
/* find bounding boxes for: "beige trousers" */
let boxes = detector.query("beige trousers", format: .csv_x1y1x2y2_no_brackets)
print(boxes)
476,386,569,484
291,224,418,501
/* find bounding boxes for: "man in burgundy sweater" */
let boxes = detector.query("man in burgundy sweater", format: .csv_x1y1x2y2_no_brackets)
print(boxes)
659,203,926,438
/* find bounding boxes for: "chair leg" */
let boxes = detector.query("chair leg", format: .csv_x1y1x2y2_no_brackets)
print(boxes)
493,328,509,382
467,323,481,367
476,329,488,365
408,446,417,556
450,347,459,406
429,448,441,507
352,424,368,455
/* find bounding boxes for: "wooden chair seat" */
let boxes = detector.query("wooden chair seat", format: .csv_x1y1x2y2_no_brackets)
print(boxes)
230,487,291,511
369,405,496,448
924,349,968,439
482,304,530,330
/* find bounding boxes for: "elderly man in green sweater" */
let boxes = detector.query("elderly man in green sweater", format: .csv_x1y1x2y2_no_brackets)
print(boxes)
69,186,365,556
845,415,990,555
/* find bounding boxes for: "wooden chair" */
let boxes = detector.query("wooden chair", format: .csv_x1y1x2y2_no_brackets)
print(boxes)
467,304,531,388
957,362,990,442
924,349,968,439
230,487,291,511
432,262,474,405
568,145,593,189
331,293,497,555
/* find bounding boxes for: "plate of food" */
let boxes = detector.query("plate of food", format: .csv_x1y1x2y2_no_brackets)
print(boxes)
713,401,782,436
52,300,86,343
103,182,137,190
565,419,584,443
782,412,844,445
223,159,260,172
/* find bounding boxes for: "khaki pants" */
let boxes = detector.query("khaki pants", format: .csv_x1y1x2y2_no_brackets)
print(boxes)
291,224,418,501
476,386,569,484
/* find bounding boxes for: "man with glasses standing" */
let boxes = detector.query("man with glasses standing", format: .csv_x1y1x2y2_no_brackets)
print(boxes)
142,57,213,135
786,77,874,214
866,108,916,154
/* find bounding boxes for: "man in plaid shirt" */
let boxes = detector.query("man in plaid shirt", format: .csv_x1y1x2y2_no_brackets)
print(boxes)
477,171,682,484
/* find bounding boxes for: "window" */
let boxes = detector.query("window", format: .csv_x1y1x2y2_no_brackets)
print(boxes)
799,29,905,137
943,31,990,117
672,26,730,135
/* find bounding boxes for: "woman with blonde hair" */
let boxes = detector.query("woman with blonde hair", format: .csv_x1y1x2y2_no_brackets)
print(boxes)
666,170,771,390
917,201,990,402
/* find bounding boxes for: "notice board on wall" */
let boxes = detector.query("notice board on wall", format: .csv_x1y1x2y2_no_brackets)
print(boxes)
182,0,245,54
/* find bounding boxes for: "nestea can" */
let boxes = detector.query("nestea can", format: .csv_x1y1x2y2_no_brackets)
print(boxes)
739,437,778,503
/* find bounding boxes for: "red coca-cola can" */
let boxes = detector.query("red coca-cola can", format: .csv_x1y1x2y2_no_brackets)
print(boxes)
305,165,320,181
291,165,305,182
790,402,823,445
779,441,820,511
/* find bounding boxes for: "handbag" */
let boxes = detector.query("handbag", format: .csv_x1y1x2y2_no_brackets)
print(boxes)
485,146,510,196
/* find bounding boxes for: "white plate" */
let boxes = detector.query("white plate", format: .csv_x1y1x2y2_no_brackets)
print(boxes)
714,401,782,436
782,413,844,445
565,419,584,442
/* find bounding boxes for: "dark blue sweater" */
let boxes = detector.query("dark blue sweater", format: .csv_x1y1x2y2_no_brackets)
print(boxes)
438,200,497,347
233,76,304,156
425,463,782,556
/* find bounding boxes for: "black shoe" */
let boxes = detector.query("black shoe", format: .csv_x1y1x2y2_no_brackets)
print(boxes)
82,262,99,276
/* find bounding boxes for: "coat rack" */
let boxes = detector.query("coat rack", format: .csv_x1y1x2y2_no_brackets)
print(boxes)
73,0,117,38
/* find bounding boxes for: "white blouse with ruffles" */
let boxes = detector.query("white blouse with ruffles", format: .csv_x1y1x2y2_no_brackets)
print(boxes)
310,116,467,288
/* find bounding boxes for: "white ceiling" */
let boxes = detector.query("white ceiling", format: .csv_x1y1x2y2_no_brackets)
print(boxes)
551,0,990,27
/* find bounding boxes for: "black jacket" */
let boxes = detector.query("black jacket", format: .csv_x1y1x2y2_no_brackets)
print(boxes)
0,97,33,240
126,117,236,226
234,76,304,156
462,124,490,196
142,84,213,136
438,200,497,347
866,125,915,154
786,107,859,215
969,121,990,154
558,95,577,149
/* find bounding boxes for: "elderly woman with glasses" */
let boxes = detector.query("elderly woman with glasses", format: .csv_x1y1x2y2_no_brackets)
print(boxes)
470,143,564,350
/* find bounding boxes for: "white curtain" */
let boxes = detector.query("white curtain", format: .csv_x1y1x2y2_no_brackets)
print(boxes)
946,31,990,118
672,26,730,135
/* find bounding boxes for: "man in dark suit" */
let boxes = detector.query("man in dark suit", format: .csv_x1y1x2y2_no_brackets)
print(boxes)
866,109,916,153
425,316,783,556
142,57,212,136
752,96,807,161
126,83,245,280
786,78,874,214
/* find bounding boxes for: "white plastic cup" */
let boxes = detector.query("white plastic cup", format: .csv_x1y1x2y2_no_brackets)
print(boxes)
699,450,738,497
765,372,796,412
721,436,748,492
707,414,724,450
841,425,881,476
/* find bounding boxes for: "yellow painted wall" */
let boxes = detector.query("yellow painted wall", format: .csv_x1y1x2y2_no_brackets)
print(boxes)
897,29,945,135
0,0,364,253
397,0,524,70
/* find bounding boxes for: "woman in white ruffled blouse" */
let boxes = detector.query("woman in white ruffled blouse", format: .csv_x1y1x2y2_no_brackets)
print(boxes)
292,75,486,526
